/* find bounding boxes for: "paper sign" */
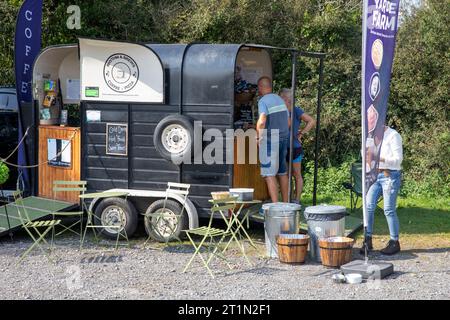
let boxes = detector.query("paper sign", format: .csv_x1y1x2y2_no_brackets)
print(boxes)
66,79,80,100
47,138,71,168
86,110,101,122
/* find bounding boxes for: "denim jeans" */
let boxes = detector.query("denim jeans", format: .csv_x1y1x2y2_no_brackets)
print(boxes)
259,138,289,177
366,170,402,240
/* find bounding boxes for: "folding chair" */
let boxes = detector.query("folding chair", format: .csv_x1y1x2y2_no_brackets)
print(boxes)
342,162,363,211
183,197,238,278
342,162,382,212
51,181,86,246
143,182,190,245
13,191,61,263
80,191,130,251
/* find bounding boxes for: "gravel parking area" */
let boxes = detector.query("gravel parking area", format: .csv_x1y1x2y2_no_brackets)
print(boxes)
0,231,449,300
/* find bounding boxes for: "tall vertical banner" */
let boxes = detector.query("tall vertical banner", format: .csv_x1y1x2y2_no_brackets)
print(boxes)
14,0,44,192
362,0,400,227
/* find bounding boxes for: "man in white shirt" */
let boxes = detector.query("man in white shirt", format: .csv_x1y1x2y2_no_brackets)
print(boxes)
362,126,403,255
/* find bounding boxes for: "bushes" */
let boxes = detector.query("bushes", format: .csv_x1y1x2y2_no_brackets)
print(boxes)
0,162,10,186
301,159,449,200
302,160,353,199
400,170,450,199
390,0,450,191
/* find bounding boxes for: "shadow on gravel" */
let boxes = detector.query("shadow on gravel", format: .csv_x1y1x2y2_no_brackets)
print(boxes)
369,247,449,262
79,254,124,264
162,244,200,254
224,266,287,277
402,247,450,254
354,250,418,261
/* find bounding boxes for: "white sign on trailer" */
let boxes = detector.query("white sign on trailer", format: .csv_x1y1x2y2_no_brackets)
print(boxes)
79,38,164,103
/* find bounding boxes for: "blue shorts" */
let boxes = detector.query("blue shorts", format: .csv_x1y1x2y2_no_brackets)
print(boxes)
259,138,288,177
287,147,304,164
292,153,303,163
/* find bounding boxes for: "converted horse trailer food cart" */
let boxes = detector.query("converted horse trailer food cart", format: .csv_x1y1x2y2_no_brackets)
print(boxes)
26,38,289,241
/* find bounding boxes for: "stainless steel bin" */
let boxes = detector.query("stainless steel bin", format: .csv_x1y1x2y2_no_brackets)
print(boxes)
263,202,301,258
304,205,347,262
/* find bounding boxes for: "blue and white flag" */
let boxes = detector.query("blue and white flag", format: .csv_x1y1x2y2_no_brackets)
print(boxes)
14,0,43,192
361,0,401,227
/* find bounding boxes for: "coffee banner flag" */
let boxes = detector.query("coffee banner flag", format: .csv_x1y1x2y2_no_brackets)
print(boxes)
14,0,43,192
361,0,400,227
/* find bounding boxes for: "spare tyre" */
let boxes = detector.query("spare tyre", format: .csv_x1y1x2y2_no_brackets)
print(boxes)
154,115,195,164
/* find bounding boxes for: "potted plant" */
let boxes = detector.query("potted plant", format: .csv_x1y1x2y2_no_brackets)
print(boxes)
0,162,10,186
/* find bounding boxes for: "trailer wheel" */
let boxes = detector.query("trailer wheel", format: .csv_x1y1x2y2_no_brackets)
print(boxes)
154,115,194,163
144,199,188,242
94,197,138,239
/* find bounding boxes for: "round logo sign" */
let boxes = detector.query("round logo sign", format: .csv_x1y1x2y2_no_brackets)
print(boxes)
371,39,384,69
369,72,381,101
103,53,139,93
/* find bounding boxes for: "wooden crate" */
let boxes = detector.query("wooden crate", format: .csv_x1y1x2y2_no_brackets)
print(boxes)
233,136,268,201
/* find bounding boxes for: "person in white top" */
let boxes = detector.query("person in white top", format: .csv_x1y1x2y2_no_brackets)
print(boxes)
361,126,403,255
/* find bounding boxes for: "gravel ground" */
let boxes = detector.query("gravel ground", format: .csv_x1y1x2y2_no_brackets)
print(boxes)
0,232,449,300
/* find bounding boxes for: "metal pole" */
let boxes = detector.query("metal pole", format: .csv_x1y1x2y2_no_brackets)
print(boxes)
287,51,297,203
312,57,324,205
361,0,369,263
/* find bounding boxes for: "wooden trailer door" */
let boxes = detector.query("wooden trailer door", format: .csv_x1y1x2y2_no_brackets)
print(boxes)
38,126,81,203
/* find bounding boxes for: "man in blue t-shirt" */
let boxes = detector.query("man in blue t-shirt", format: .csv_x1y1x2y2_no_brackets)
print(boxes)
256,77,289,203
280,88,316,203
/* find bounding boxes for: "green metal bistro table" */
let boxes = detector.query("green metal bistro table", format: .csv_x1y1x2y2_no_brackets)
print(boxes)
209,199,262,262
79,191,130,250
0,196,76,237
229,200,261,249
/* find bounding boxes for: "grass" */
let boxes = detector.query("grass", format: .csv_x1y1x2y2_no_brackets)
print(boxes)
8,193,446,255
168,194,450,254
301,194,450,250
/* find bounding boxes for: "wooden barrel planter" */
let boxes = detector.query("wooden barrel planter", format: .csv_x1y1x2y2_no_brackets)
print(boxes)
276,234,309,264
319,236,354,268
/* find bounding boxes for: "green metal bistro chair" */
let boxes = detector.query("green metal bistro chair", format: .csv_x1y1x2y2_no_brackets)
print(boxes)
13,191,61,263
143,182,190,245
80,191,130,251
51,181,87,246
183,197,237,278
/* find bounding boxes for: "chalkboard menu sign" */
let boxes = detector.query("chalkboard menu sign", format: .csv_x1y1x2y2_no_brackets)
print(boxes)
106,123,128,156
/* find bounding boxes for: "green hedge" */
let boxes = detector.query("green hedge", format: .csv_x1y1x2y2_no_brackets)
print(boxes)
0,162,9,186
302,160,449,200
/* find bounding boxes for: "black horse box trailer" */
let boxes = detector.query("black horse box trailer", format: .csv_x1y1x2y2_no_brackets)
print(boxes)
29,38,279,240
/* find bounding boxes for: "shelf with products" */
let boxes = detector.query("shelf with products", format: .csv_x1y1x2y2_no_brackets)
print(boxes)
33,45,81,127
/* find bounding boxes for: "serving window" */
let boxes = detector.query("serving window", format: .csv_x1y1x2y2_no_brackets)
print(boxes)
232,47,272,200
33,45,80,127
233,47,272,129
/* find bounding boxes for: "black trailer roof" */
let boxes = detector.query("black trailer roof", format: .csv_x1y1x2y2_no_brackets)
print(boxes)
146,43,244,107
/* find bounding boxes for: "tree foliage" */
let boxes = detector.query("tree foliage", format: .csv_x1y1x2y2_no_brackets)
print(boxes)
0,0,448,196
